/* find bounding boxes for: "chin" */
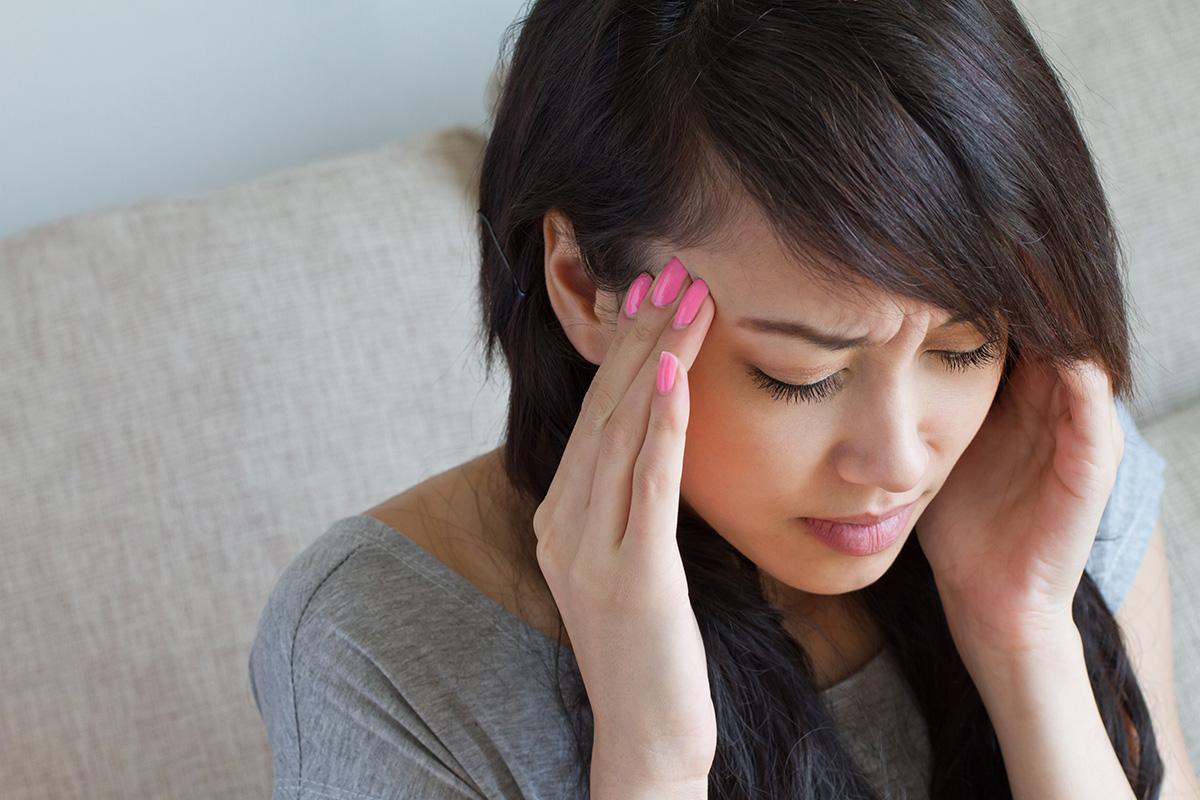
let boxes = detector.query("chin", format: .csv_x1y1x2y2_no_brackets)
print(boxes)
789,566,890,596
788,531,911,593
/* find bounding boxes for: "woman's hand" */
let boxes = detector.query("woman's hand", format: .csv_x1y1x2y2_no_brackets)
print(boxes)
533,256,717,785
916,353,1126,661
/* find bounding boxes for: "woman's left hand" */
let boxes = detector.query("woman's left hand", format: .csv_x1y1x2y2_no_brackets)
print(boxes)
916,353,1126,660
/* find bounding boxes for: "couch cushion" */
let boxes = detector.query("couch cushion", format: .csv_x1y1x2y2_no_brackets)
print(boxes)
0,125,500,799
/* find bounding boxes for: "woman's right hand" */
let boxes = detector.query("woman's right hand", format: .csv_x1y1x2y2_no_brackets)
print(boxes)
532,255,717,785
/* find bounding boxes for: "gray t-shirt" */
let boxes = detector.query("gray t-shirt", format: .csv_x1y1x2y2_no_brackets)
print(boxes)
248,398,1166,799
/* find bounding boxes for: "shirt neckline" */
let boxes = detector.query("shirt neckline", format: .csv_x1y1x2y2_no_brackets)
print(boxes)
347,513,887,696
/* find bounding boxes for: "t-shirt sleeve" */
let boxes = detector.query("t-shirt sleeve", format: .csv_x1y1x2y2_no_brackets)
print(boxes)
1084,396,1169,614
248,552,488,800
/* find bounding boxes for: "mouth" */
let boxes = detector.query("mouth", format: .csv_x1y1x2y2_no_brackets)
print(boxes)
797,501,918,557
804,500,918,526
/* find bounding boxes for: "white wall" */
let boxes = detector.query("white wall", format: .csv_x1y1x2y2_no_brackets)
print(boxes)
0,1,526,238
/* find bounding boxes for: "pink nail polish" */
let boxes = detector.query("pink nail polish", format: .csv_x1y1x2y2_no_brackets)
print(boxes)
624,273,653,318
657,350,678,395
671,278,708,329
650,257,688,307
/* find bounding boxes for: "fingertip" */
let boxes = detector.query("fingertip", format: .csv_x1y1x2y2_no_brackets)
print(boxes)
656,349,680,396
668,354,688,398
692,285,716,330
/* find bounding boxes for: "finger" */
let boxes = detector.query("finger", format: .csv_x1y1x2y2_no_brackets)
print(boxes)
1061,359,1112,450
584,277,712,557
1053,361,1126,500
614,270,647,339
1006,349,1059,423
544,257,692,513
539,267,657,522
621,350,689,564
1111,400,1126,463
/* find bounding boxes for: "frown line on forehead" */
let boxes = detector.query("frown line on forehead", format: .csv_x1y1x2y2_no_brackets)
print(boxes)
735,311,975,351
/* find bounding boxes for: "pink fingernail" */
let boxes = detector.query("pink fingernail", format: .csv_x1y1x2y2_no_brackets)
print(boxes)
657,350,678,395
650,257,688,307
624,273,653,318
671,278,708,329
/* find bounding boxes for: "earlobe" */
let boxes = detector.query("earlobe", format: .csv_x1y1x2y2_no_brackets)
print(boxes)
542,210,614,366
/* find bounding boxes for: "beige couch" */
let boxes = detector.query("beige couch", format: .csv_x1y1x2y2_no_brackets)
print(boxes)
3,4,1197,797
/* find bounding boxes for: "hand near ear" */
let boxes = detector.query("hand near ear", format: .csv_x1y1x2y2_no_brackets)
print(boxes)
916,354,1124,660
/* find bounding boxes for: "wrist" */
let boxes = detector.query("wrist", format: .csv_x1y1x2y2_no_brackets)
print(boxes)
590,771,708,800
957,616,1085,705
590,732,712,798
953,618,1137,799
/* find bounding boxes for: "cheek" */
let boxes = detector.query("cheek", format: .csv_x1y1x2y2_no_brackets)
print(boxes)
682,366,752,480
958,360,1007,435
680,358,816,520
920,370,1005,492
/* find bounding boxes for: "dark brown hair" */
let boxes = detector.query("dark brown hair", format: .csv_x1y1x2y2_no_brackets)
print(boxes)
474,1,1162,796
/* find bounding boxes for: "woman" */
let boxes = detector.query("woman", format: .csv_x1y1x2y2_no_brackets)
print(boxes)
249,1,1194,797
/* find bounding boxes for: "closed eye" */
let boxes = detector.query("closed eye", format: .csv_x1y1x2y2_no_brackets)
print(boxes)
748,337,1003,404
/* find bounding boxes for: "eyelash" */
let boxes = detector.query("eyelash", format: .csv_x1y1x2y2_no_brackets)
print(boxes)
748,338,1003,404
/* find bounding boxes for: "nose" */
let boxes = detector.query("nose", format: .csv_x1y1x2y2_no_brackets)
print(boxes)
831,390,929,495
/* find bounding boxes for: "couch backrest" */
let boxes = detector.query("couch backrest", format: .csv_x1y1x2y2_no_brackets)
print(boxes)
1,126,503,799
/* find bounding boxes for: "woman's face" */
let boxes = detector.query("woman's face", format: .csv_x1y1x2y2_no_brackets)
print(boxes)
545,206,1008,614
674,246,1007,613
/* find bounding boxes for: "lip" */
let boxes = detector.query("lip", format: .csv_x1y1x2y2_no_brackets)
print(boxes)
798,501,918,557
807,501,917,526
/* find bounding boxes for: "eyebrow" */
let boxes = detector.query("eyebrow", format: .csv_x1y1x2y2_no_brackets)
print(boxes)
735,312,974,350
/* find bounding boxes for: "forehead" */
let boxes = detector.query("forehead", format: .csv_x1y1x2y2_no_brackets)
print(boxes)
654,203,945,330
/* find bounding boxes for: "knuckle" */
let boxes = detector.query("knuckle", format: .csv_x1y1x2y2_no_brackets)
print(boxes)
532,503,550,537
534,528,562,573
599,413,640,458
582,384,620,435
628,318,658,345
631,460,673,500
533,505,559,548
647,403,680,435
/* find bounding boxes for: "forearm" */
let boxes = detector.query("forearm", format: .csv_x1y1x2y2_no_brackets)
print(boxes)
963,620,1136,800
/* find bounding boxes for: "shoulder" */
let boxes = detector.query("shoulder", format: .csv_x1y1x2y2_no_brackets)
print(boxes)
247,512,540,711
247,515,585,799
247,518,490,799
1084,397,1169,614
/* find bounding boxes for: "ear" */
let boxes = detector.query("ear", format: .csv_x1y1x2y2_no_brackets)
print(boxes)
543,209,618,367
